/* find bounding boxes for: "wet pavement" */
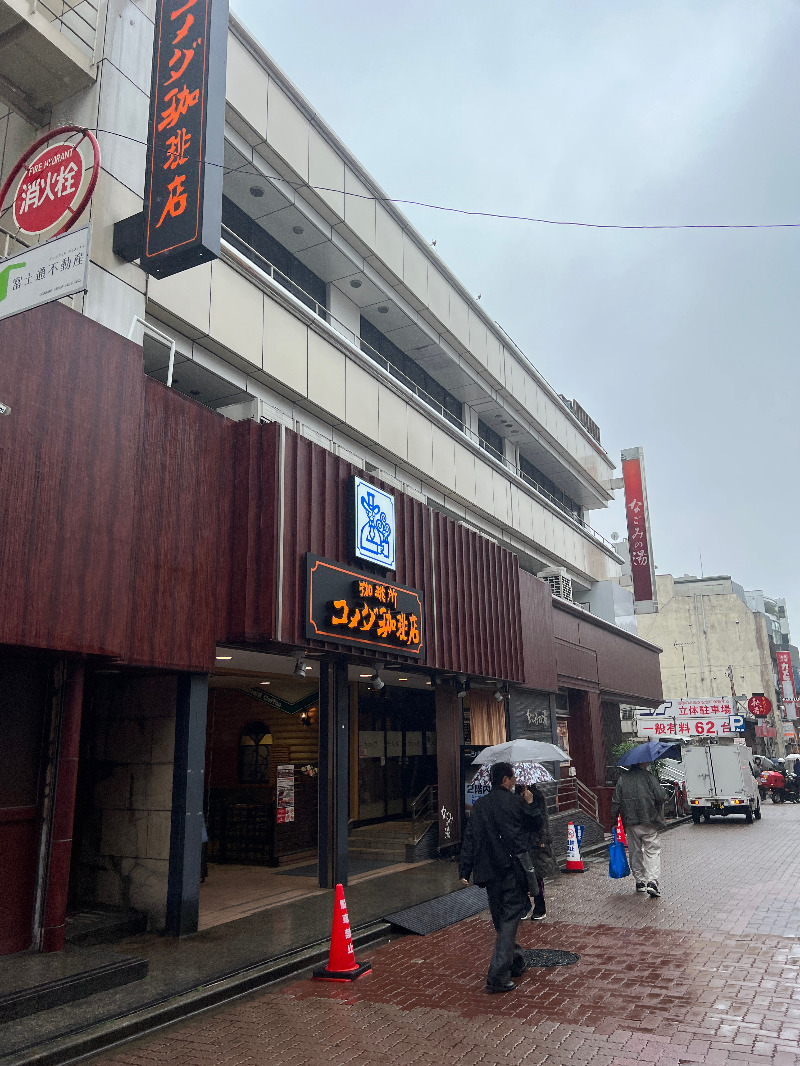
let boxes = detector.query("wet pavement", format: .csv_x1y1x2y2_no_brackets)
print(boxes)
92,802,800,1066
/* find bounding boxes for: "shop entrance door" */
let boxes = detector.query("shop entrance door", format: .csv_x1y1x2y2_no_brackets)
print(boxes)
356,687,436,824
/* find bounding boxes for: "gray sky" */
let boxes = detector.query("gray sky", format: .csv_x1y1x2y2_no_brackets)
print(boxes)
233,0,800,625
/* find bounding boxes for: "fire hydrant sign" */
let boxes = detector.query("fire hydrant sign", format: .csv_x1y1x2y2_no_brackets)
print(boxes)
0,227,89,322
12,144,85,234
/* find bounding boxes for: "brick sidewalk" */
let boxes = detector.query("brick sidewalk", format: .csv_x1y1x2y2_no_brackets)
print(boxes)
98,804,800,1066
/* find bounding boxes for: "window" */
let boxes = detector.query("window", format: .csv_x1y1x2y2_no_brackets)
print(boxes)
221,197,326,316
519,454,583,523
477,419,504,462
360,318,463,429
238,721,273,784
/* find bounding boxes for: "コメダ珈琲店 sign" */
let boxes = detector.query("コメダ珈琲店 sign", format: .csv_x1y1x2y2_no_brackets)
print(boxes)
142,0,227,278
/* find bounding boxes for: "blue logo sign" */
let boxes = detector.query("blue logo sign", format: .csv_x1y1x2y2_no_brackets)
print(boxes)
353,476,395,570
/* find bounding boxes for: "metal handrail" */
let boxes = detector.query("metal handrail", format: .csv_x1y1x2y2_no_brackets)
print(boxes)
221,228,618,552
410,784,438,842
546,777,599,822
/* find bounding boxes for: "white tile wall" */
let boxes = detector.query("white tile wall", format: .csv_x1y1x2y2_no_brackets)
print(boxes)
309,126,345,217
267,79,309,181
263,295,308,393
226,35,269,138
148,262,212,338
308,328,346,421
210,261,264,368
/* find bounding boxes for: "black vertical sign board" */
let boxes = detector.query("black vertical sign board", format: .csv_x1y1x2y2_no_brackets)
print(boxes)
142,0,227,279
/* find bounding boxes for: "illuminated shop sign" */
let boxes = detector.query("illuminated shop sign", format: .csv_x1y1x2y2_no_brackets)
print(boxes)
142,0,227,278
305,554,423,656
350,476,395,571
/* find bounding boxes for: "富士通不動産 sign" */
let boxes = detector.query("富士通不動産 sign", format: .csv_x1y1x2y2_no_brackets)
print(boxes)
0,227,89,322
305,554,424,656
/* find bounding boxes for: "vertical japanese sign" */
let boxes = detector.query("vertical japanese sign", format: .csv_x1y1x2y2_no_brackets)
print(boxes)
276,765,295,824
142,0,227,279
621,446,657,612
776,650,798,722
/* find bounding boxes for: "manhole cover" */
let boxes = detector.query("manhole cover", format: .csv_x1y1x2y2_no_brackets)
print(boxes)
522,948,580,967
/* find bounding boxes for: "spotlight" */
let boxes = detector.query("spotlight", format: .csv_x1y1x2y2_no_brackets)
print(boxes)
293,658,308,680
300,711,311,727
369,670,385,691
493,686,505,703
457,675,469,699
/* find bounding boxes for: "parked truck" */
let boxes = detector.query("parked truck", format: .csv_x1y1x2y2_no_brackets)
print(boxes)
683,741,761,824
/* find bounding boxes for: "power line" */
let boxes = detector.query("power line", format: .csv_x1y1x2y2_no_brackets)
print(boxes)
71,129,800,232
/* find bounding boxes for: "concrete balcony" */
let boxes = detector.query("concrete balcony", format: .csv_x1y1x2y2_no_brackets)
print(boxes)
0,0,97,121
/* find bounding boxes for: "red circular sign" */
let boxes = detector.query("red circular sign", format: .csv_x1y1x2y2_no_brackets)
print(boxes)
12,143,85,234
0,126,100,239
748,695,772,718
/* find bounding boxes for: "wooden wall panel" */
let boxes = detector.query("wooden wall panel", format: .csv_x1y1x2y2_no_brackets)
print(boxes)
552,602,662,704
224,420,279,643
518,570,558,691
0,304,142,656
126,379,229,671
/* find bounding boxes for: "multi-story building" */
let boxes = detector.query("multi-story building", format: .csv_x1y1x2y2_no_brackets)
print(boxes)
0,2,662,955
636,574,789,756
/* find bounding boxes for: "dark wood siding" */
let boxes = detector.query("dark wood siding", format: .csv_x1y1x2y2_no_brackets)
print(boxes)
518,570,558,691
552,602,662,704
0,304,142,657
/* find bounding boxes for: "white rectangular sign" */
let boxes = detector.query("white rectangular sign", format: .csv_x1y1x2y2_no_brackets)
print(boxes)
636,714,744,738
0,226,89,322
638,698,735,719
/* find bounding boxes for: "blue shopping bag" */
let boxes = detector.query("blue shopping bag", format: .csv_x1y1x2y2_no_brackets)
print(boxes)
608,828,631,879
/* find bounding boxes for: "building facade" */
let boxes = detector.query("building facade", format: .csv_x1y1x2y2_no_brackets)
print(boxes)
0,1,662,956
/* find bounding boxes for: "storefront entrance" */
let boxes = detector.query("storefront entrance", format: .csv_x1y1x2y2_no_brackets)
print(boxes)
356,684,437,824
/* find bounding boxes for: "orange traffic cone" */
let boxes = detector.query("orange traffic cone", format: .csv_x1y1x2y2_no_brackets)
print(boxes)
616,815,628,847
565,821,584,872
312,883,372,981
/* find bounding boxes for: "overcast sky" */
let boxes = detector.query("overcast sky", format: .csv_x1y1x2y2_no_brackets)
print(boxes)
233,0,800,624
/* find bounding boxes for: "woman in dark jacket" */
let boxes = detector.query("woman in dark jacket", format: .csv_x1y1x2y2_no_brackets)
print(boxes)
519,783,558,919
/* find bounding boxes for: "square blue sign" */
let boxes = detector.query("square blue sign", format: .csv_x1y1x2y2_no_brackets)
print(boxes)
353,476,395,570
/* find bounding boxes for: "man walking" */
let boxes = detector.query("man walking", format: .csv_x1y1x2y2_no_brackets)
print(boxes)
611,760,667,897
460,761,536,993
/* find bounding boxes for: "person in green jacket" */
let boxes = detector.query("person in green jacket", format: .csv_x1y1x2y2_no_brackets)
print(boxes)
610,761,667,898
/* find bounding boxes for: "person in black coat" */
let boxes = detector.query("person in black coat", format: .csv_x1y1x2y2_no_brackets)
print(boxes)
459,761,536,993
518,782,557,919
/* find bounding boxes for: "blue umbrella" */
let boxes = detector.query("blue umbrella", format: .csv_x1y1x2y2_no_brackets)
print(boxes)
616,740,682,767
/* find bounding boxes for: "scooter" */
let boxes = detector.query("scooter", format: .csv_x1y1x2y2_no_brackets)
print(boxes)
760,770,800,804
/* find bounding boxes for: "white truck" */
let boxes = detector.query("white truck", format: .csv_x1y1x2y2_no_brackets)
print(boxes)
682,741,761,824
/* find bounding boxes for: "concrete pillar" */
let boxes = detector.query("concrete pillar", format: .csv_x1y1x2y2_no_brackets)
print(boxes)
165,673,208,936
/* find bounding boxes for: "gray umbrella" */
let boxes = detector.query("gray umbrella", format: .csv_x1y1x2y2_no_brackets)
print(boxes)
471,739,570,764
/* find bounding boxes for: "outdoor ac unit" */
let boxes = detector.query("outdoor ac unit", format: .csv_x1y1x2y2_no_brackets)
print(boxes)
539,566,574,603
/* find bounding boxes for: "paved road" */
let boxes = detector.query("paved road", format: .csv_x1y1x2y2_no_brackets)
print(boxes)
97,802,800,1066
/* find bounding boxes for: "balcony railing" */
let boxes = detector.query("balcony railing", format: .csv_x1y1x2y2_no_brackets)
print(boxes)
29,0,100,59
221,230,617,554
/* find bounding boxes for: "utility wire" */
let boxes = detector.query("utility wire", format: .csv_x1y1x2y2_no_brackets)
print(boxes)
43,127,800,232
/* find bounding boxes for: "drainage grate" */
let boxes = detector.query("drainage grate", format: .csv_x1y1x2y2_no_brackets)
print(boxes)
522,948,580,967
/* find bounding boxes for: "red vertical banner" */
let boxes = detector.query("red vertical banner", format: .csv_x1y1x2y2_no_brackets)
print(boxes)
621,448,655,606
776,650,798,722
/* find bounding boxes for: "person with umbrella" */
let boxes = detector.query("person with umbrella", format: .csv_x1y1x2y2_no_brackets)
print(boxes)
611,740,672,898
459,760,537,993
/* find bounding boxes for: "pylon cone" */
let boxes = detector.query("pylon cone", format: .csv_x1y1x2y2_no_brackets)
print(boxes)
616,815,628,847
312,883,372,981
565,821,584,872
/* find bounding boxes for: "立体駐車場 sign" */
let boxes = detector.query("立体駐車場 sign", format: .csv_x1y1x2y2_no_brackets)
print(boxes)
0,227,89,322
305,554,423,656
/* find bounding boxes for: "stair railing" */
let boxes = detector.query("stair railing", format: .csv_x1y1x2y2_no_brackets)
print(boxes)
410,784,438,842
546,777,599,822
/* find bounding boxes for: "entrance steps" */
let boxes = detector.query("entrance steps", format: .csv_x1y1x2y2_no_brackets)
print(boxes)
349,818,438,863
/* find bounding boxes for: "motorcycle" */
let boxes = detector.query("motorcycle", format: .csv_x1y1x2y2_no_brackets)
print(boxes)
759,770,800,804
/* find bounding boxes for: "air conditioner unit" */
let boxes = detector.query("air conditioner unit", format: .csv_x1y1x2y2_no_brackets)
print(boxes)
539,566,574,602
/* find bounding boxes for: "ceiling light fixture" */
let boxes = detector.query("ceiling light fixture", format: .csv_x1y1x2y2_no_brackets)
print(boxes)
216,655,232,660
260,681,271,686
249,186,264,198
349,279,362,288
359,673,372,678
397,677,408,682
377,306,389,314
293,658,308,680
493,686,505,703
292,224,304,235
457,675,469,699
